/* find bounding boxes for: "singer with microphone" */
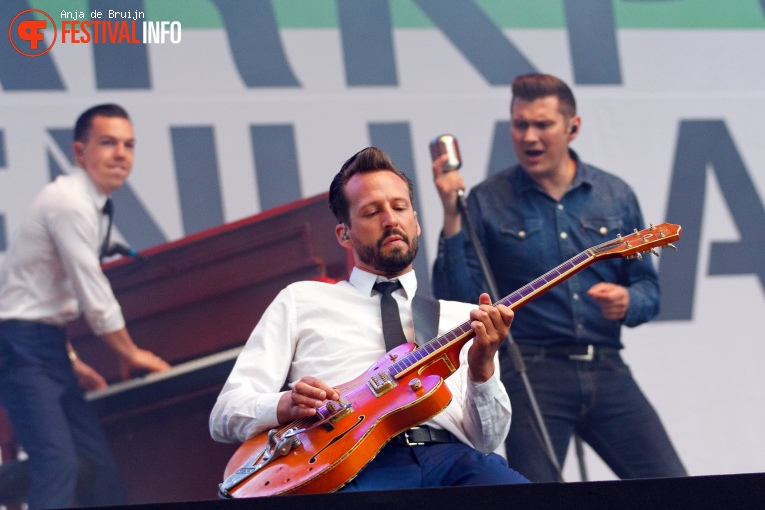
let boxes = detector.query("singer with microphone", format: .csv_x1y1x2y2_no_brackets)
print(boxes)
431,73,686,482
0,104,170,510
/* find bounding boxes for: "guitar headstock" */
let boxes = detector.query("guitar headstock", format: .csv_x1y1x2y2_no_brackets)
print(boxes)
592,223,681,261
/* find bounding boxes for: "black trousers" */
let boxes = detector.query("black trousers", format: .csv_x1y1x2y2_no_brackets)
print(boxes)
0,320,125,510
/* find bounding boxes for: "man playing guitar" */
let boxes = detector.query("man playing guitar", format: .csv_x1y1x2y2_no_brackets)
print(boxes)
209,147,529,495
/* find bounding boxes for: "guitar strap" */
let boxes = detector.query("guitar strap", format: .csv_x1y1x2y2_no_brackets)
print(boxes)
411,293,440,348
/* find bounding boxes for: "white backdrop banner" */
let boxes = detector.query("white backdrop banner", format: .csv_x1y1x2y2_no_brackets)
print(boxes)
1,0,764,480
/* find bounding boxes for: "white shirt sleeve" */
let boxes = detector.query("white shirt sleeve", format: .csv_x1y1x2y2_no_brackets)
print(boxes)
461,354,512,453
209,287,296,443
48,193,125,335
435,341,511,454
433,300,512,453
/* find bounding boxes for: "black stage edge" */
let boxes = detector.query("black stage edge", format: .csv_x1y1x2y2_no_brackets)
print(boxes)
84,472,764,510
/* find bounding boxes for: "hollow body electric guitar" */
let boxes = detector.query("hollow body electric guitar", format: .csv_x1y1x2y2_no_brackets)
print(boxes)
220,223,681,498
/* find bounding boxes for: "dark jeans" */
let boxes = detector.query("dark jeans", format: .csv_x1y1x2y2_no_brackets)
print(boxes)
341,442,529,491
0,320,125,510
501,348,686,482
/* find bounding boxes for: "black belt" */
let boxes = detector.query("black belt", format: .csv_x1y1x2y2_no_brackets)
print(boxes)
518,344,619,362
390,426,457,446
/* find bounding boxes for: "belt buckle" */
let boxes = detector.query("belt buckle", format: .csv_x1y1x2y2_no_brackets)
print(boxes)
403,426,426,446
569,344,594,361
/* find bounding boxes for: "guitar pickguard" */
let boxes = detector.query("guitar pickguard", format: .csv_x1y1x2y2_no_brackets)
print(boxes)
417,355,457,379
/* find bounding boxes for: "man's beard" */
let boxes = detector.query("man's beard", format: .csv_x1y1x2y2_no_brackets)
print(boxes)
357,228,418,274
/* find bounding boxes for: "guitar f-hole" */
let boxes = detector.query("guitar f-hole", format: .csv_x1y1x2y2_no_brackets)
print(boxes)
310,415,365,463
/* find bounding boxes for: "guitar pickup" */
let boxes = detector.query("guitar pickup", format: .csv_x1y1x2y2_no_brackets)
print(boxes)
320,398,354,430
368,371,396,397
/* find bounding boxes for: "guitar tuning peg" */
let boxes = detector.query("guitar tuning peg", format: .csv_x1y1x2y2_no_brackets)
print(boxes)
635,252,643,262
666,243,678,251
633,228,640,235
649,223,655,230
650,249,659,257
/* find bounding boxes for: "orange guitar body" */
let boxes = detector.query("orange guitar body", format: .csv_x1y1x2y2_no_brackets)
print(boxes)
221,342,460,498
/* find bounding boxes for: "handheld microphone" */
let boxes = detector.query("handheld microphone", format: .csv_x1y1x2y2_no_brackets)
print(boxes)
429,134,462,172
429,134,467,210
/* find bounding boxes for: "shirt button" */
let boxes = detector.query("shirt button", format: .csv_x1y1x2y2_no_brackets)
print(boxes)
518,230,526,239
557,204,564,211
573,292,580,300
560,232,568,240
599,226,608,235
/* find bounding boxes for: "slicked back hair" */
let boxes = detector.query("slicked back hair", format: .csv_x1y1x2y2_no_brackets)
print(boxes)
511,73,577,119
328,147,414,227
74,104,130,143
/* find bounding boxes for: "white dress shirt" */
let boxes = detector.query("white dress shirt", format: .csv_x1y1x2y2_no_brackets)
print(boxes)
0,170,125,335
209,267,512,454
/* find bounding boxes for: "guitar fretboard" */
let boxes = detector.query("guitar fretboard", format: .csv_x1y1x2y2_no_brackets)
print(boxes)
388,247,599,379
386,222,680,380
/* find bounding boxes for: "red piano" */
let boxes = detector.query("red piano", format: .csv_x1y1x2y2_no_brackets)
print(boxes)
1,193,350,505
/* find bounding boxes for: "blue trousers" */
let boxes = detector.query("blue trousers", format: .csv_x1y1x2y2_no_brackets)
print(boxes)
341,442,529,491
501,349,686,482
0,320,125,510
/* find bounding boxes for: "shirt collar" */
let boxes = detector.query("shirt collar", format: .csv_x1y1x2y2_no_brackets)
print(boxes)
74,168,111,211
568,150,594,191
349,266,418,299
515,149,594,196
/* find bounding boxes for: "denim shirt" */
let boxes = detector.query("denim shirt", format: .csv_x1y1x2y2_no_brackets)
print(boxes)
432,151,660,349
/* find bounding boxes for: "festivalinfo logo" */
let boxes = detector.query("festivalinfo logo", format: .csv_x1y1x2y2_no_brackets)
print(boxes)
9,8,182,57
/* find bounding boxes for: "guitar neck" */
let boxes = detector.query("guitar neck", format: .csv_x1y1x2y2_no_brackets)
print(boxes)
498,248,596,310
389,222,680,380
390,247,598,380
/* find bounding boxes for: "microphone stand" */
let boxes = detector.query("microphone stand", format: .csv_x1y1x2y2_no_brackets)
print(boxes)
456,189,564,482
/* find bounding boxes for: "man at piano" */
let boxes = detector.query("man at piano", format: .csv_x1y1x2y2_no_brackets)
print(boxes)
210,147,528,493
0,104,171,510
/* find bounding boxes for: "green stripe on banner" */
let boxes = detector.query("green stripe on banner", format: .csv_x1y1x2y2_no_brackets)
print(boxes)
26,0,765,29
614,0,765,29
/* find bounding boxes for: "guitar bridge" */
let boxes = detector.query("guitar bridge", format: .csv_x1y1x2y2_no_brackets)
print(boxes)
368,371,396,397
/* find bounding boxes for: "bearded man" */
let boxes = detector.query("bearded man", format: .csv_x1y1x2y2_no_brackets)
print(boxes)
209,147,528,493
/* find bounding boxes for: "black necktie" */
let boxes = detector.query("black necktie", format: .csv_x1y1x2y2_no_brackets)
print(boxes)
373,280,408,352
100,198,113,261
